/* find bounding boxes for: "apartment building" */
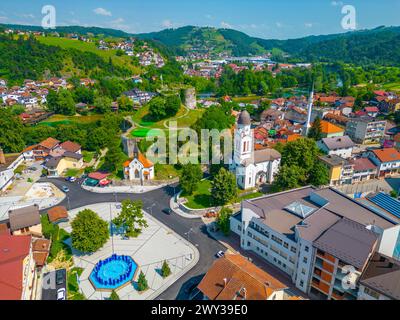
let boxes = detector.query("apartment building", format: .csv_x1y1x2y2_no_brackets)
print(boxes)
230,186,397,298
358,253,400,300
345,117,386,144
317,136,355,159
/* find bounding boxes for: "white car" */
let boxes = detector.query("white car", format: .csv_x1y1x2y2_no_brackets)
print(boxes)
215,251,225,258
57,288,66,300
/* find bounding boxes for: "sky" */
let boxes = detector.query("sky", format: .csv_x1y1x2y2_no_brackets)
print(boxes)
0,0,399,39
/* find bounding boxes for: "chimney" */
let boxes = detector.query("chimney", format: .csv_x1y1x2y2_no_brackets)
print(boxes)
0,148,5,165
223,278,227,287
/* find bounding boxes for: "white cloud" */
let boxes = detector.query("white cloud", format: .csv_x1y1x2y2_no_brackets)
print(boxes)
162,19,174,28
20,13,35,19
220,21,232,29
93,8,112,16
305,22,313,28
112,18,125,24
0,16,8,22
276,22,283,28
331,1,344,6
205,14,213,19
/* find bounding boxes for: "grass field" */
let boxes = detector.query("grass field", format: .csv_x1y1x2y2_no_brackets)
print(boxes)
183,179,212,209
131,105,205,131
382,82,400,92
39,114,103,126
36,36,141,74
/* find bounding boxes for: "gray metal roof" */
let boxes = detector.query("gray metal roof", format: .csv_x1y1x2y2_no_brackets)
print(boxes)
321,136,355,150
360,252,400,300
8,205,40,231
313,218,378,270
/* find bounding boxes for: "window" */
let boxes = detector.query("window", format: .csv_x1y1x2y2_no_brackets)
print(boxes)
305,246,309,252
364,287,380,299
290,247,297,253
271,235,283,245
301,268,306,275
303,257,308,264
300,280,304,288
283,242,289,249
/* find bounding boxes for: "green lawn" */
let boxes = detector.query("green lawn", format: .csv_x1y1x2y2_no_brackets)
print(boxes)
39,114,103,126
154,164,182,180
36,36,141,73
65,168,81,177
67,268,86,300
82,151,95,163
183,179,213,209
131,105,205,130
238,192,264,201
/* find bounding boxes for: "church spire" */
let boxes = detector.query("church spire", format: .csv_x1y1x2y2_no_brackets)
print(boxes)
304,82,314,137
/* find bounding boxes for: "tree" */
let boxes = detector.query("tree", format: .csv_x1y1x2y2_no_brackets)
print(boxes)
308,161,330,187
71,209,109,253
165,95,181,116
117,95,133,112
137,271,149,291
281,138,320,172
57,89,76,115
112,199,148,238
0,108,25,153
272,165,306,192
102,140,124,172
161,260,171,278
94,96,112,114
180,163,203,195
148,96,167,121
73,86,94,104
308,116,323,141
211,168,237,206
110,290,120,300
217,207,233,236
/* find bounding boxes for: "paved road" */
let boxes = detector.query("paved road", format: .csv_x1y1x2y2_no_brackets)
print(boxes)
39,178,224,300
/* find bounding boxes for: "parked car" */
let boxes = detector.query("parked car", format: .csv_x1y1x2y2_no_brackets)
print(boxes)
57,288,66,300
68,177,77,183
61,186,70,193
162,208,172,215
28,166,38,171
56,269,66,285
215,251,225,258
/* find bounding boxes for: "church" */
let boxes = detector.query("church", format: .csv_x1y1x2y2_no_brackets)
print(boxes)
230,110,281,190
123,143,155,182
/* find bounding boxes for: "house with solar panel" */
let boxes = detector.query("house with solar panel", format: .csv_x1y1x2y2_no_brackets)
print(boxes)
230,186,399,300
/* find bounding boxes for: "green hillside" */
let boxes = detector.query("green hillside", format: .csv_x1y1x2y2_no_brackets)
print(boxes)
135,26,267,57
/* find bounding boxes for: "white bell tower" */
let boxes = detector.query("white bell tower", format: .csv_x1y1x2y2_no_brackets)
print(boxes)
234,111,253,165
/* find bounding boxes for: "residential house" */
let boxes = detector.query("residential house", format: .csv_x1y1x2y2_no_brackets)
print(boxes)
0,149,24,192
346,117,386,145
23,137,60,160
378,224,400,260
368,148,400,177
363,106,379,118
319,155,347,186
8,205,42,237
60,141,82,154
319,120,345,138
47,206,69,224
317,136,355,159
32,238,50,269
198,253,295,300
348,158,377,183
230,186,397,298
358,253,400,300
0,234,37,300
45,151,84,177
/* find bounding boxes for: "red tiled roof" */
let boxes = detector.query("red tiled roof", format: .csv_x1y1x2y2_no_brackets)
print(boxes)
372,148,400,163
47,206,68,223
0,234,32,300
88,172,109,180
60,141,81,153
351,158,377,172
198,253,287,300
39,137,60,150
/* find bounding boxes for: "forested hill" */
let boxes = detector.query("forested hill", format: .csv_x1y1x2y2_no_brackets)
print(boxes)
0,24,131,38
135,26,268,56
259,26,400,66
137,25,400,66
0,34,132,85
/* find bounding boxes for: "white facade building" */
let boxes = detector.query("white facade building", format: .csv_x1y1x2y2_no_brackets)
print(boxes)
230,111,281,190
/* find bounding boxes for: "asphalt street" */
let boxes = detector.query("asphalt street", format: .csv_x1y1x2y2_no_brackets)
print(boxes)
39,178,225,300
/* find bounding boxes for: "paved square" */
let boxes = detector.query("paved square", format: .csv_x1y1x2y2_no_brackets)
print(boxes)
60,203,198,300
